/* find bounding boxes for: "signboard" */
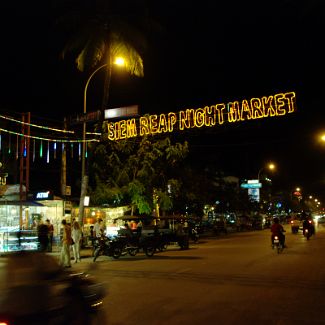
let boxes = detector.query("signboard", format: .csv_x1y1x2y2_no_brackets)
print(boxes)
105,91,296,141
241,183,262,189
248,188,260,202
65,201,72,210
69,110,102,125
65,186,71,196
247,179,259,184
35,191,53,200
104,105,139,120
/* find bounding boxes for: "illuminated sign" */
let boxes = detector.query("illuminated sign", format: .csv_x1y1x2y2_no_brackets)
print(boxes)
104,105,139,120
35,191,53,200
241,183,262,189
106,91,296,141
248,188,260,202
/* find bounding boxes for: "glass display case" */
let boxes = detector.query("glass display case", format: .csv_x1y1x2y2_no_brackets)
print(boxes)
0,229,39,252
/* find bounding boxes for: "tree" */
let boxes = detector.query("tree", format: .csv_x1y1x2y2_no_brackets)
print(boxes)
58,0,152,109
89,135,188,216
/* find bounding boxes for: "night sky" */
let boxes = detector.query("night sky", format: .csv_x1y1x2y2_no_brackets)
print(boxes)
0,1,324,199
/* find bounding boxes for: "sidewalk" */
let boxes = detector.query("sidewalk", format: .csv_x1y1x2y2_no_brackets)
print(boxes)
48,245,94,261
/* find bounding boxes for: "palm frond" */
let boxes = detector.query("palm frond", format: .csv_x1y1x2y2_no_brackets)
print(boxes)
110,38,144,77
76,37,106,71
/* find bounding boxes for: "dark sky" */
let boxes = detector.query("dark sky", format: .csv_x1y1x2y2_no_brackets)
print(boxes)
0,1,324,199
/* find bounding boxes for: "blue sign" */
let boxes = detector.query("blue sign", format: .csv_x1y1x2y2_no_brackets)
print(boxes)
241,183,262,189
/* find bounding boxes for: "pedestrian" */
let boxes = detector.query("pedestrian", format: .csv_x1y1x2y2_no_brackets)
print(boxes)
94,218,104,238
38,220,49,252
46,219,54,252
72,221,82,263
136,220,143,236
60,219,73,268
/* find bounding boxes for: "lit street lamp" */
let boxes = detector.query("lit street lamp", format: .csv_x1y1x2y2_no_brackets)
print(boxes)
257,163,276,181
79,58,125,224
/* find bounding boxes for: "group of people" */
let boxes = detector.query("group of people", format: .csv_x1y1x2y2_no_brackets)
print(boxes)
60,218,83,268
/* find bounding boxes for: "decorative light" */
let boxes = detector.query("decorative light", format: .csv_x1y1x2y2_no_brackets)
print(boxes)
107,91,297,141
0,113,74,134
0,127,99,143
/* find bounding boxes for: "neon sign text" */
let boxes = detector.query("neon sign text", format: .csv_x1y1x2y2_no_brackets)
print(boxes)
107,91,296,141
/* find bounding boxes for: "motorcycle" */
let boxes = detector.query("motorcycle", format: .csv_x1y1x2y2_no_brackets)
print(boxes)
304,227,311,240
0,251,106,325
272,231,285,254
93,235,126,261
303,220,314,240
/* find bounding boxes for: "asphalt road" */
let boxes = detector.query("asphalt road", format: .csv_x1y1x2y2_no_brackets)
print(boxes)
67,224,325,325
1,224,325,325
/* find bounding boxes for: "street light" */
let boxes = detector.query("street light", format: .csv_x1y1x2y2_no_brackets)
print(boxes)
257,163,276,181
79,58,125,224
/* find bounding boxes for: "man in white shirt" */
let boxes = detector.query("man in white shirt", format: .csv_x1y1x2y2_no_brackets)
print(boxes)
94,218,103,238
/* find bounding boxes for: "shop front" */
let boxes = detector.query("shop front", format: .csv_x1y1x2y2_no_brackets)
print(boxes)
0,186,65,252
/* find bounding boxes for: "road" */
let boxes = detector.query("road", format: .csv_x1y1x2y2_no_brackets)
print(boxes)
1,224,325,325
71,224,325,325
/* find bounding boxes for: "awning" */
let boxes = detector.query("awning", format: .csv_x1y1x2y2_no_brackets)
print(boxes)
0,200,44,206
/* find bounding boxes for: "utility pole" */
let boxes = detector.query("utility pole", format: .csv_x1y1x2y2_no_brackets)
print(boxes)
19,112,30,230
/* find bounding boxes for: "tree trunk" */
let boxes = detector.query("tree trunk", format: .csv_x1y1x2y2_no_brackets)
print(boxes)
101,44,112,110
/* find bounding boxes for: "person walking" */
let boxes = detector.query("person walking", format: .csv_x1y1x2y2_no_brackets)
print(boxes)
37,220,49,252
60,219,73,268
46,219,54,252
72,221,82,263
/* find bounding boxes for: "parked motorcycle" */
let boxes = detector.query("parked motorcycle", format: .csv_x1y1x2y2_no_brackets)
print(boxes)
93,235,125,261
0,251,106,325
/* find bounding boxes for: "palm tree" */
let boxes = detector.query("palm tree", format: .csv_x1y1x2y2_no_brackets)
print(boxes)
58,0,149,109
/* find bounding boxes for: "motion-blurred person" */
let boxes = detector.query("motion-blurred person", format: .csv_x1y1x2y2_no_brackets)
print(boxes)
72,221,82,263
46,219,54,252
37,220,49,252
0,250,106,324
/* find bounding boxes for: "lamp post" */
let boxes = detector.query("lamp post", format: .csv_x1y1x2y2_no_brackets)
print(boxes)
79,58,125,224
257,163,275,206
257,163,275,181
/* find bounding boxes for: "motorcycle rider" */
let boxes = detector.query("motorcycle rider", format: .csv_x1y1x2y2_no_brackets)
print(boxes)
303,216,315,237
271,217,286,248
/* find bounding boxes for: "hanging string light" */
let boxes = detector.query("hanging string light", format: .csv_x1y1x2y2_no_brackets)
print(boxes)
0,113,75,134
8,134,11,154
16,135,19,160
33,139,36,162
40,140,43,158
70,143,74,159
53,142,57,159
78,143,81,161
0,127,99,143
47,141,50,163
23,139,27,157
